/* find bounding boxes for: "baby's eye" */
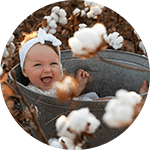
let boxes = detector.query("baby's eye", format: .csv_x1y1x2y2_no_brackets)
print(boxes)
50,62,58,65
34,63,41,67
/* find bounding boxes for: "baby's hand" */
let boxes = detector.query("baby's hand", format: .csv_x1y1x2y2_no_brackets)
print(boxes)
75,69,90,96
76,69,90,85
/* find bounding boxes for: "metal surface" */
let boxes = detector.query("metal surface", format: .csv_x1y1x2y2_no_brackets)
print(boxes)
9,49,149,148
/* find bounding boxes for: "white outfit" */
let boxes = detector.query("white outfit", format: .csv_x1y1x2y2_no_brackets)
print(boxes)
26,84,99,101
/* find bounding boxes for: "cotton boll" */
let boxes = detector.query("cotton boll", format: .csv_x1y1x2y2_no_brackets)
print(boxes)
107,32,124,49
126,91,142,105
103,89,141,128
84,1,92,6
59,17,67,25
68,37,85,55
68,108,100,134
56,115,76,140
108,32,119,41
84,7,89,12
56,115,67,131
81,10,86,17
7,42,16,54
97,3,104,9
78,23,87,30
51,6,60,13
48,28,56,34
87,11,95,18
86,114,100,133
68,108,90,134
104,99,122,112
92,6,102,15
115,104,134,123
73,8,81,15
43,26,49,32
51,12,59,22
112,43,123,50
60,138,82,150
3,47,9,58
0,65,3,76
74,28,101,51
116,89,141,106
7,34,15,46
116,89,128,100
114,35,124,44
48,138,63,148
90,2,97,7
91,23,107,39
44,16,52,24
139,41,146,54
103,112,121,128
104,104,133,128
58,9,67,17
48,20,57,29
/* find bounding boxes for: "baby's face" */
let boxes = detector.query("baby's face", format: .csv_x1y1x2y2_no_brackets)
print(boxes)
23,44,61,91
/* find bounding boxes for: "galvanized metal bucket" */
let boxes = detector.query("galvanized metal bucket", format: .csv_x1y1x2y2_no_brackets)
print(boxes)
9,50,149,148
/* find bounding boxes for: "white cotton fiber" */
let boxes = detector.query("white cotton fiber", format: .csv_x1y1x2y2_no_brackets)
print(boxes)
56,115,76,140
48,28,56,34
86,113,100,133
107,32,124,49
59,17,67,25
3,47,9,58
92,6,102,15
92,23,107,38
81,10,86,17
48,138,63,148
73,8,81,15
48,20,57,29
68,108,89,134
51,6,60,13
51,12,59,22
115,104,134,122
44,16,52,24
74,28,101,51
103,89,142,128
0,65,3,76
68,37,84,54
87,11,94,18
7,34,15,46
58,9,67,17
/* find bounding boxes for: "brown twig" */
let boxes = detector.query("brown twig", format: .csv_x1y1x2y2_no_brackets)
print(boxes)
132,30,138,53
23,20,28,33
97,53,150,73
11,71,49,145
116,14,120,32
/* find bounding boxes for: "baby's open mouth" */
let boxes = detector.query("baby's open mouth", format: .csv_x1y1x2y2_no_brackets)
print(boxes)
41,76,52,84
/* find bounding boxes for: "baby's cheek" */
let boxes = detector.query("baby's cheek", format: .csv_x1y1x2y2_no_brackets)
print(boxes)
54,68,61,81
29,74,40,84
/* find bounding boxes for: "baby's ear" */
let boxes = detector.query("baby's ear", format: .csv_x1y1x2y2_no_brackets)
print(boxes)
23,68,28,77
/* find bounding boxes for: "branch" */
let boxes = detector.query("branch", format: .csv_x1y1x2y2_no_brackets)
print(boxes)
97,53,150,73
11,71,49,145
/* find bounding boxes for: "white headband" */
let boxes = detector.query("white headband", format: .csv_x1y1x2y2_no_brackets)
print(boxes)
19,28,62,71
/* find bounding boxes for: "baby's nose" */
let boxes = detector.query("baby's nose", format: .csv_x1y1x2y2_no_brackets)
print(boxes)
43,67,52,73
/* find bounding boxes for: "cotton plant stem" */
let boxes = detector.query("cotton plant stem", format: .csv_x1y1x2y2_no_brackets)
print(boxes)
23,20,28,33
132,30,138,53
97,53,150,73
11,71,49,145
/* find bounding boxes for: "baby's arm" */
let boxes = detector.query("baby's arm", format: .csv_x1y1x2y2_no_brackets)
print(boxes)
74,69,90,97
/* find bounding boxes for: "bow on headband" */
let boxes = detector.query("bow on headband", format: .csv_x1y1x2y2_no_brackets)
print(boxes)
19,28,62,70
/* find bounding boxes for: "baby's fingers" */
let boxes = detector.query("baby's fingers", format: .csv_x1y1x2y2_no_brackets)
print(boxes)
82,71,90,78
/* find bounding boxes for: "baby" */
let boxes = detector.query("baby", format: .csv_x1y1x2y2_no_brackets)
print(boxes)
19,28,97,100
19,28,148,101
